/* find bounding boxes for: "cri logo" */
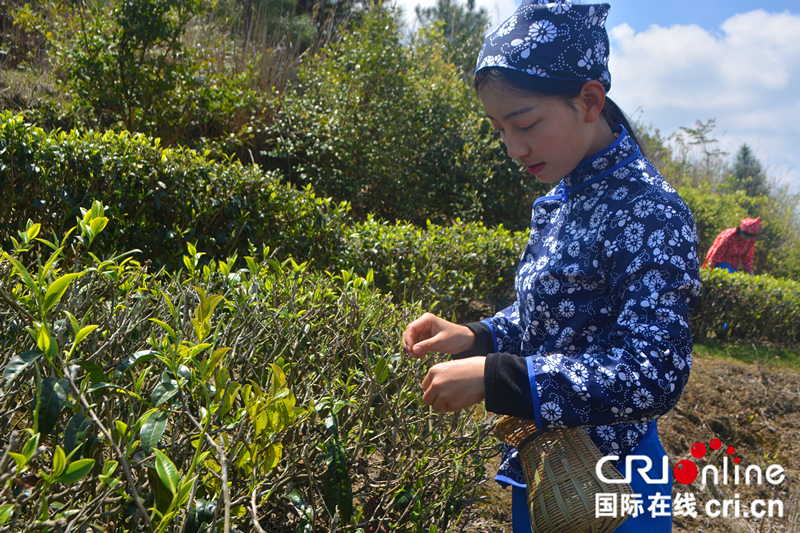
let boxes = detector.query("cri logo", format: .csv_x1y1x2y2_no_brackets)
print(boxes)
597,437,785,486
674,438,739,485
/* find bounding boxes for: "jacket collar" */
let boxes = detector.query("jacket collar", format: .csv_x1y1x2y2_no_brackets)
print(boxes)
561,125,640,191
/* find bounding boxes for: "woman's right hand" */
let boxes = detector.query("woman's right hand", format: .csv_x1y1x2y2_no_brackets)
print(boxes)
402,312,475,358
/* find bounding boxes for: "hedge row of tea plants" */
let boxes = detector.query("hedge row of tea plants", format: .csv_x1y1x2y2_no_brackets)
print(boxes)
0,112,525,321
337,217,521,321
692,268,800,345
0,205,496,531
0,111,350,271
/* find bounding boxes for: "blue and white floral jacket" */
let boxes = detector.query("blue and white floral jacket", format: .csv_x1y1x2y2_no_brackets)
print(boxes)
485,126,701,487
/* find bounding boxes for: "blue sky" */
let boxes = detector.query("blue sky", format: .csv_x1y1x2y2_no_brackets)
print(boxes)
604,0,800,34
397,0,800,186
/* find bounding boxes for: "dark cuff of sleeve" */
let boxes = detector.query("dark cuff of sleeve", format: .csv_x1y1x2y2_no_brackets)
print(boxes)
484,352,536,419
451,322,495,359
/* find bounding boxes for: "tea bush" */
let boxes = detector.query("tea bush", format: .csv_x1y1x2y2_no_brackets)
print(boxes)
0,203,496,531
1,112,525,321
338,216,524,321
692,268,800,345
0,111,349,270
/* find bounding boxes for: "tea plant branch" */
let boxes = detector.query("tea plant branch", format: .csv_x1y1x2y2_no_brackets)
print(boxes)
181,401,232,533
219,434,231,533
64,488,121,532
86,315,151,363
63,374,154,533
248,483,267,533
0,431,20,474
24,518,67,532
0,286,34,322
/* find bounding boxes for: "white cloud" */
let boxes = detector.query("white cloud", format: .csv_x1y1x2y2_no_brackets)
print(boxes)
608,10,800,184
393,0,517,34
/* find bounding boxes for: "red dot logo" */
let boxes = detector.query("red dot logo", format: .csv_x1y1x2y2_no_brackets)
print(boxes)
710,438,722,450
734,457,741,464
726,446,735,455
691,442,707,459
674,460,698,485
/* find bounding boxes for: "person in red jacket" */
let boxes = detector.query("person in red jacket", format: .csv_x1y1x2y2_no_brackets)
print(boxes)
702,217,761,274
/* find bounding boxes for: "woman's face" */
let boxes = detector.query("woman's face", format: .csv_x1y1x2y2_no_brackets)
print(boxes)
479,84,602,184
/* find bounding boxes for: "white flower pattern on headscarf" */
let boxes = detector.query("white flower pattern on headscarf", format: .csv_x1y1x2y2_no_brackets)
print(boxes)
475,2,612,92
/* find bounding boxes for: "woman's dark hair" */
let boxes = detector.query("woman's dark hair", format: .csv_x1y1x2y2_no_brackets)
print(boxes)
474,67,645,153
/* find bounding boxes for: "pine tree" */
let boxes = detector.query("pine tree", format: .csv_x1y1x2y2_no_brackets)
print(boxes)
729,143,768,197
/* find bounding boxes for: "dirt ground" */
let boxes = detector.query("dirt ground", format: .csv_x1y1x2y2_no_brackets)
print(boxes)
459,353,800,532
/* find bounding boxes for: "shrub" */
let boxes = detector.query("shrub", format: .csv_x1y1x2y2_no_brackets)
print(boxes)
339,216,524,322
692,268,800,345
1,112,526,321
0,112,349,270
0,204,495,531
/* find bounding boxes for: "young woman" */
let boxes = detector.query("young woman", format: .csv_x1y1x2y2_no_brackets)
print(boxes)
402,2,701,531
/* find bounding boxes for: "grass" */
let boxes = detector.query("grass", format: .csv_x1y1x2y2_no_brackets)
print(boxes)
693,338,800,370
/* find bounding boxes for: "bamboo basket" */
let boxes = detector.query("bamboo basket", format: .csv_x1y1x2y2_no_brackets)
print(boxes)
494,416,633,533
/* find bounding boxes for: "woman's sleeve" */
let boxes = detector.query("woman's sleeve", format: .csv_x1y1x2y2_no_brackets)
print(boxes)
482,302,524,355
485,201,701,430
702,229,731,269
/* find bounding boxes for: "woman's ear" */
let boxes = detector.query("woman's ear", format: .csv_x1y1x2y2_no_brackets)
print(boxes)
579,80,607,123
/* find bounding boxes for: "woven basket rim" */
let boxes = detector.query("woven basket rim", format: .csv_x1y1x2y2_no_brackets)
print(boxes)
494,415,540,448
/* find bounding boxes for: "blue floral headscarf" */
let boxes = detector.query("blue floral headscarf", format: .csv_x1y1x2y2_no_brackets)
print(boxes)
475,0,611,92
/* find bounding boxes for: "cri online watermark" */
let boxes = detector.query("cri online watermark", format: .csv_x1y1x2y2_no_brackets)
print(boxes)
593,438,786,519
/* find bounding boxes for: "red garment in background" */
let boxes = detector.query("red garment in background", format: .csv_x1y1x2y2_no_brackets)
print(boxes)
702,228,756,273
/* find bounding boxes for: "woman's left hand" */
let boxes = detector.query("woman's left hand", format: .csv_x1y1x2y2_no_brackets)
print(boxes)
421,357,486,413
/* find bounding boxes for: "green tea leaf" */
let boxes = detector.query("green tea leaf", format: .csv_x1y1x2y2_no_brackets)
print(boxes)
73,360,106,384
0,503,14,525
74,325,99,346
269,363,286,397
9,452,27,470
147,465,173,515
38,377,68,436
52,445,66,478
3,253,38,295
39,246,65,282
63,413,92,458
54,458,95,484
36,325,51,354
22,433,40,460
154,449,179,495
151,374,179,407
150,319,177,341
89,216,108,235
25,222,41,242
87,382,141,399
177,476,197,507
264,443,282,471
114,350,159,382
324,412,339,439
140,411,169,453
202,347,231,380
115,420,128,441
2,350,42,388
43,273,82,313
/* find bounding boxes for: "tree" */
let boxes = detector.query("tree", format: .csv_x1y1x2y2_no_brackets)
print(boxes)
728,143,768,198
414,0,489,77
